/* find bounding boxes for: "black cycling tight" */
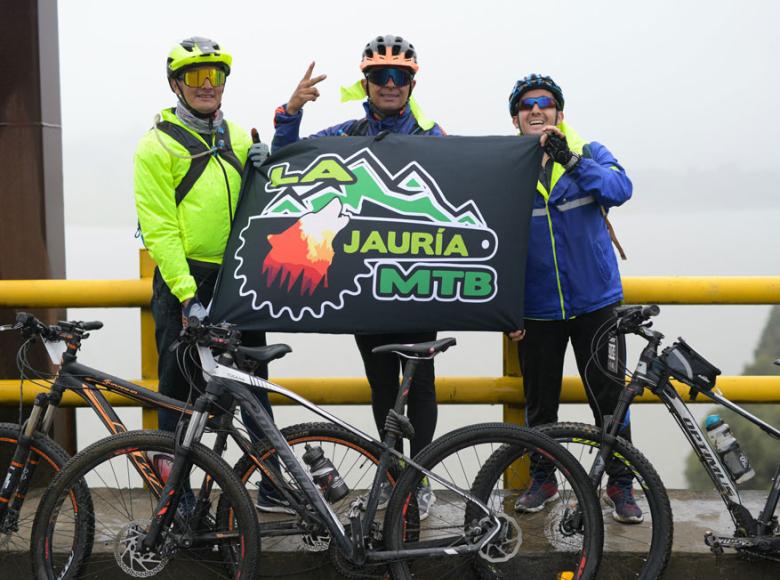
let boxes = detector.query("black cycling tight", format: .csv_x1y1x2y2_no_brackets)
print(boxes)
355,332,438,459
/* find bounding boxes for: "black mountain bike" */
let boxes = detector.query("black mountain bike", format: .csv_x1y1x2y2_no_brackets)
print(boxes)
540,304,780,580
0,313,395,578
31,319,605,579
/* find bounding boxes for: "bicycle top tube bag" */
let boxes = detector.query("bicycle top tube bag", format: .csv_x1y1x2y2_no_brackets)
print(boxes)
660,338,721,392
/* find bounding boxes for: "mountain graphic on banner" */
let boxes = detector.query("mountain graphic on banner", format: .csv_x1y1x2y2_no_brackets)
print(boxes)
263,149,487,227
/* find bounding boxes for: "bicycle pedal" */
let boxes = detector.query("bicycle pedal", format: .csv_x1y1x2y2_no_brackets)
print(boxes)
704,530,779,552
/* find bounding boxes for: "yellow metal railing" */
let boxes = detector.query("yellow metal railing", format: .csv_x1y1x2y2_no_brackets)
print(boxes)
3,376,779,406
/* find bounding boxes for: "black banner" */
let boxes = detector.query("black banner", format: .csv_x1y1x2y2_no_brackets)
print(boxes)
210,134,541,333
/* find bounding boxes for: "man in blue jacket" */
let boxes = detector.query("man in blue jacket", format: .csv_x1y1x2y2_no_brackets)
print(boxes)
506,74,641,524
268,35,445,520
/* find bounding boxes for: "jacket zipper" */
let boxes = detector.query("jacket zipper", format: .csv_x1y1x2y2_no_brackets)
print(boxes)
538,181,567,319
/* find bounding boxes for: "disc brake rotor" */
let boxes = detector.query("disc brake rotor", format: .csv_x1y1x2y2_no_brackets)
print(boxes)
113,520,170,578
479,513,522,563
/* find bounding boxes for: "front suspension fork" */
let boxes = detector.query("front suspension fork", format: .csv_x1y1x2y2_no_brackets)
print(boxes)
588,382,642,484
0,393,52,526
141,396,212,551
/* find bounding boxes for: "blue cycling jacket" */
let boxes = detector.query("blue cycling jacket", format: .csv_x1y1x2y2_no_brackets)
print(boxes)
525,123,632,320
272,101,444,151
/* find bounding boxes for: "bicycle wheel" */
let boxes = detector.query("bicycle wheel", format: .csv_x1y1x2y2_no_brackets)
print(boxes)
539,422,672,580
0,422,93,579
31,429,258,580
384,423,603,580
227,422,395,578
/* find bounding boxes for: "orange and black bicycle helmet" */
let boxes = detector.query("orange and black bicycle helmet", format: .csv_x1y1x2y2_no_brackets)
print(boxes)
360,35,419,74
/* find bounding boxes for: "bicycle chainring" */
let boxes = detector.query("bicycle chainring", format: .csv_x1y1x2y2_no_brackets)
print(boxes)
328,522,388,579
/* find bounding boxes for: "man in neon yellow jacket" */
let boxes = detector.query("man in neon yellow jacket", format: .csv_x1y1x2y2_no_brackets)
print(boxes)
134,38,290,513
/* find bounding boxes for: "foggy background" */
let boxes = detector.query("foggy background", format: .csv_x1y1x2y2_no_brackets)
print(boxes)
58,0,780,487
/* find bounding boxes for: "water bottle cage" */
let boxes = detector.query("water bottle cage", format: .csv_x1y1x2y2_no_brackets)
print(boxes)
384,409,416,440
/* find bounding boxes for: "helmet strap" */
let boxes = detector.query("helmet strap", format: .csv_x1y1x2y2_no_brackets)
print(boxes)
171,78,222,120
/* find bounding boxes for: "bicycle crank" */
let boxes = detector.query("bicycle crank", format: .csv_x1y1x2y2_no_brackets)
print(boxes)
704,530,780,556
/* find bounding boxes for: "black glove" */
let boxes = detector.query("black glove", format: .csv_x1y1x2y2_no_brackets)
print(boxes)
543,132,580,170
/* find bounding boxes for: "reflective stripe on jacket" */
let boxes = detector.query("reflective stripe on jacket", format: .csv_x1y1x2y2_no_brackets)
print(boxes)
525,122,632,320
271,102,444,152
134,108,251,302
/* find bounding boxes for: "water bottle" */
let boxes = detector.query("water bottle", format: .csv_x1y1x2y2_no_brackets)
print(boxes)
302,444,349,502
705,414,755,484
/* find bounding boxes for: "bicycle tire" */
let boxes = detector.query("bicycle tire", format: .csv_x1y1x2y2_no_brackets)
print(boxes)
30,429,258,580
538,422,673,580
228,422,394,578
383,422,603,580
0,421,93,579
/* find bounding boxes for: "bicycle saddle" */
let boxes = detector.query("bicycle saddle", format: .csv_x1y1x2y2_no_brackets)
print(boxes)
236,344,292,364
371,337,456,357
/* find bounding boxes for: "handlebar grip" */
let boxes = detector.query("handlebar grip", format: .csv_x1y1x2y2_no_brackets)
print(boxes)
81,321,104,331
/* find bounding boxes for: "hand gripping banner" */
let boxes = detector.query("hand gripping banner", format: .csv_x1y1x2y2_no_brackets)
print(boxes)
210,134,542,333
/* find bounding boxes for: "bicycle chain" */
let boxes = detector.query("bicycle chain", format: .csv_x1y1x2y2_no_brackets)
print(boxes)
738,547,780,564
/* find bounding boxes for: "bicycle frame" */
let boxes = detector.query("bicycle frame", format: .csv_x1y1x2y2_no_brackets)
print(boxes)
590,332,780,538
169,343,503,566
663,385,780,535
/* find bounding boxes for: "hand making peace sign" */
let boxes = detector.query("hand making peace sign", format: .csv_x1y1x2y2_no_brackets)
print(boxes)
286,62,328,116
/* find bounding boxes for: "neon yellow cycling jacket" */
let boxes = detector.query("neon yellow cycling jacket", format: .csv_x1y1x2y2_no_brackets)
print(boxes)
134,108,251,302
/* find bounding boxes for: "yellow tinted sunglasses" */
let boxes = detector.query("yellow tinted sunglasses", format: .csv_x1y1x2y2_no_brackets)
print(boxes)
181,67,226,88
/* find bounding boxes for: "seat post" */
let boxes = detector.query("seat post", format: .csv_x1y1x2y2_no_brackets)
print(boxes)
394,357,419,415
376,357,420,452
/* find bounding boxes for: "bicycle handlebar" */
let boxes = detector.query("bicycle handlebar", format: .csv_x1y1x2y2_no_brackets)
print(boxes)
5,312,103,341
614,304,660,334
179,319,242,352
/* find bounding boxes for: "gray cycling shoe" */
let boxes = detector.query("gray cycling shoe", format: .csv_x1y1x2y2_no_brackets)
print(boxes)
416,481,436,521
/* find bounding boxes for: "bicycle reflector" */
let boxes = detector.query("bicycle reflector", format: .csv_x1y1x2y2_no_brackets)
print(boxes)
661,338,721,391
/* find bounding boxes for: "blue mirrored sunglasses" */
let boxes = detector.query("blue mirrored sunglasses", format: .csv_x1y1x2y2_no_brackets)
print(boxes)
518,96,558,111
365,67,413,87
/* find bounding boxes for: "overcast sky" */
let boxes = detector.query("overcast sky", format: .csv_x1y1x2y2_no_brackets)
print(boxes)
59,0,780,208
58,0,780,488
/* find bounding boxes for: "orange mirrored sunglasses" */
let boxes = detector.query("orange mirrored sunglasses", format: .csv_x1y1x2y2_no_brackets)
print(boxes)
181,67,226,88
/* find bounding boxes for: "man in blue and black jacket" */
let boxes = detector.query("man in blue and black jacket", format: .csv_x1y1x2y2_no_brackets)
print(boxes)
268,35,444,520
506,74,641,524
271,35,444,148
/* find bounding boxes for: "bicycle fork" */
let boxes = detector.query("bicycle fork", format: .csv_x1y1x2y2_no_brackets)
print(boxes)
0,393,58,530
140,393,212,552
588,337,662,484
588,381,643,485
